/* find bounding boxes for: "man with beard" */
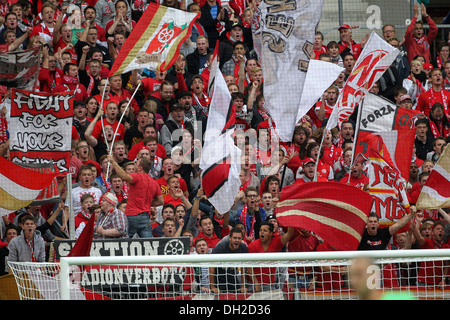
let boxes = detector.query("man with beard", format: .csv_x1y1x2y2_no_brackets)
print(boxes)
210,227,249,293
412,220,450,286
90,101,125,143
358,210,416,251
146,80,175,122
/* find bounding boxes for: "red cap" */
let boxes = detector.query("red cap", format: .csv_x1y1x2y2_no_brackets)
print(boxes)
423,63,433,70
302,157,316,167
400,95,412,102
338,24,351,31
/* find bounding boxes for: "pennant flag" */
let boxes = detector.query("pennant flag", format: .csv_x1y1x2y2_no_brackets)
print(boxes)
296,59,344,125
8,89,73,174
0,155,58,217
252,0,325,142
275,181,373,251
326,32,399,130
416,145,450,210
353,93,422,179
367,148,411,225
68,214,95,257
109,3,198,76
200,70,241,214
0,47,39,90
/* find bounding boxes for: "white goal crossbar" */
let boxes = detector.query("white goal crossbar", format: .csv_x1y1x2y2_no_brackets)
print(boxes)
8,249,450,300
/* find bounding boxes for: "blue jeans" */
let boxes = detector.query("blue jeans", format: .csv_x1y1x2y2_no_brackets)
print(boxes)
127,212,153,238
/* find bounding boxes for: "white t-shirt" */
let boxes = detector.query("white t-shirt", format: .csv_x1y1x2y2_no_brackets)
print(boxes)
65,186,103,214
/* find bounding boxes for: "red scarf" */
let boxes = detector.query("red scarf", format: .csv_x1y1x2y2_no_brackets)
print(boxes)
0,111,7,143
26,238,37,262
240,205,256,239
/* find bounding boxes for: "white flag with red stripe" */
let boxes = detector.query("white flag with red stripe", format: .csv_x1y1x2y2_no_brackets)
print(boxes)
326,32,399,130
199,68,241,214
0,156,58,217
416,145,450,210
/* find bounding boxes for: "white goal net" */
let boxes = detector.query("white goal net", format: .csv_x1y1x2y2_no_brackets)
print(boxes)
8,249,450,300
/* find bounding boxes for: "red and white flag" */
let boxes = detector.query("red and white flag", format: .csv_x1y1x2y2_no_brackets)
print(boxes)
326,32,399,130
275,181,373,251
416,145,450,210
109,3,198,75
0,155,58,217
353,93,422,180
0,47,40,90
367,148,411,225
199,69,241,214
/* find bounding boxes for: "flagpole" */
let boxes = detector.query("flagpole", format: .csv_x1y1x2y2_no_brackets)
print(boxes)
314,127,326,182
347,101,364,184
106,82,141,179
100,77,110,154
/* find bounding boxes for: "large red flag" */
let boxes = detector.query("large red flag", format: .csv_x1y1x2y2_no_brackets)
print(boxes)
275,181,373,251
67,214,95,257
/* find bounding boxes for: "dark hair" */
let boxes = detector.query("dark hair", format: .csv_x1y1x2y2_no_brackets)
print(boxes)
260,221,275,233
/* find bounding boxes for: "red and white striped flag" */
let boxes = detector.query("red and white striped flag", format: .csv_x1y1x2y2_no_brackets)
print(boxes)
199,68,241,214
326,32,399,130
416,145,450,210
0,155,58,217
275,181,373,251
109,3,198,76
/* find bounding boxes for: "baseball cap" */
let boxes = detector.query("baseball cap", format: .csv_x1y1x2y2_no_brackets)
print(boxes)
175,90,191,100
400,95,412,102
338,24,351,31
266,214,277,222
231,21,243,30
74,100,86,108
170,103,184,112
302,157,316,167
103,192,118,206
423,63,433,70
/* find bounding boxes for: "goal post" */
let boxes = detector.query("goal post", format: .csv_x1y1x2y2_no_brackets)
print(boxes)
9,249,450,300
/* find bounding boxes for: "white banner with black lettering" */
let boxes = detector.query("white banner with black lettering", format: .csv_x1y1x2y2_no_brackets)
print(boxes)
8,89,74,173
